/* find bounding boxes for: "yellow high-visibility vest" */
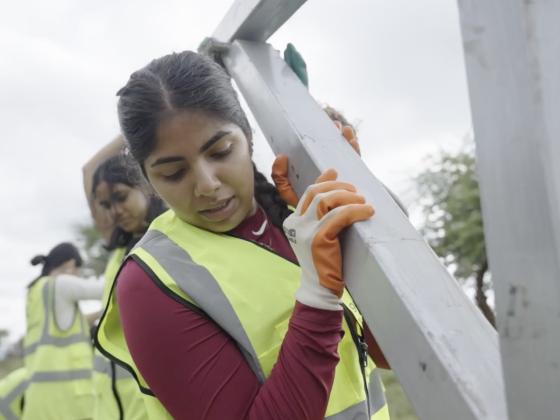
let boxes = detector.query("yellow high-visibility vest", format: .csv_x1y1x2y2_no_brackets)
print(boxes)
0,367,28,420
22,276,93,420
92,247,149,420
98,209,390,419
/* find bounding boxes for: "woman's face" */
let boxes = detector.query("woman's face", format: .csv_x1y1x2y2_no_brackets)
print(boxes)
144,110,256,233
95,182,149,234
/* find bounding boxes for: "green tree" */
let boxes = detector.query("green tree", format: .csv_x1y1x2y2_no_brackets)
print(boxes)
0,329,8,348
74,223,110,277
415,143,495,326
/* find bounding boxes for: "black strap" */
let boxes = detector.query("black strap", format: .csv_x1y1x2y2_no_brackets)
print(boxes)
110,360,124,420
342,304,371,418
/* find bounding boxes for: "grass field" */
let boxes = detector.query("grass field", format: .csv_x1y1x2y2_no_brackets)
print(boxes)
381,370,418,420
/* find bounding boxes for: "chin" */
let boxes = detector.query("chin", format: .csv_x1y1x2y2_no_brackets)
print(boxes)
203,219,240,233
199,211,247,233
121,223,142,235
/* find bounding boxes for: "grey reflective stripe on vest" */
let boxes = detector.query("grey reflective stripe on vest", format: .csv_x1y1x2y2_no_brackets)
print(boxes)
0,380,28,420
0,406,17,420
0,403,18,420
24,280,89,357
325,401,368,420
23,334,89,357
94,354,134,380
135,229,266,383
114,363,133,380
93,354,111,375
30,369,91,383
325,370,385,419
367,369,386,416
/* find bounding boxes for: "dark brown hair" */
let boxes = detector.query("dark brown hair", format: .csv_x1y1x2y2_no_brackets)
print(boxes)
117,51,291,228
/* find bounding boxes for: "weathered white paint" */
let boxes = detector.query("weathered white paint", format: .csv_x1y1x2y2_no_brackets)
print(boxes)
220,39,507,420
211,0,306,43
457,1,560,419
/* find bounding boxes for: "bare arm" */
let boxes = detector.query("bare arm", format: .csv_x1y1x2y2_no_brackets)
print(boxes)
85,310,104,327
82,135,124,243
54,275,104,331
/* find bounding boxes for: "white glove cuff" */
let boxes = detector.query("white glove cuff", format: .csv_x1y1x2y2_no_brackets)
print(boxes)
295,276,342,311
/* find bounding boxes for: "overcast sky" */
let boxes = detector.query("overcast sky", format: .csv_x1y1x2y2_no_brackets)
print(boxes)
0,0,472,341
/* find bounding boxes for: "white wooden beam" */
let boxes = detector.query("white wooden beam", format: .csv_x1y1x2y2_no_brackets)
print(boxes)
221,39,507,420
457,1,560,419
211,0,306,43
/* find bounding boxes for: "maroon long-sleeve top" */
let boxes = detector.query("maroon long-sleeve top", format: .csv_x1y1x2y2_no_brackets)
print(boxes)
116,207,386,420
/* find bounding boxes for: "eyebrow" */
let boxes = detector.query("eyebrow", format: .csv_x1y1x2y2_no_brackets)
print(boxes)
150,130,232,168
200,130,231,153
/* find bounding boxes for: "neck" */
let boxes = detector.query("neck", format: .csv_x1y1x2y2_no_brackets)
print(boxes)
248,198,259,217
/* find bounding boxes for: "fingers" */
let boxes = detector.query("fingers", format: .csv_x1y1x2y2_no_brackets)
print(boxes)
341,126,361,155
271,154,289,178
334,119,361,155
341,125,355,143
315,168,337,183
310,204,374,297
315,190,366,220
299,181,356,215
318,203,375,241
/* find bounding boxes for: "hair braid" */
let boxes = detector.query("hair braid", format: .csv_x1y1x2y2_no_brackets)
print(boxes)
252,163,292,229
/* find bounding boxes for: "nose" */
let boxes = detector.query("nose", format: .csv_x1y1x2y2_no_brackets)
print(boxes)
194,163,221,197
111,201,124,218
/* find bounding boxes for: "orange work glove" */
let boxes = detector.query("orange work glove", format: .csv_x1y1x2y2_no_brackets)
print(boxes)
333,120,361,156
271,154,299,207
283,170,374,310
272,122,360,207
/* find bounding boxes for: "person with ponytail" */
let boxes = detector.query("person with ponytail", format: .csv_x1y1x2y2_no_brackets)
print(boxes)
23,242,102,420
84,151,165,420
96,51,390,420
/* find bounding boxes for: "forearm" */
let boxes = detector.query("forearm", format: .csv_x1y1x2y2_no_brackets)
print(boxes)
83,135,124,243
57,275,104,302
82,135,124,201
85,309,104,326
244,303,343,420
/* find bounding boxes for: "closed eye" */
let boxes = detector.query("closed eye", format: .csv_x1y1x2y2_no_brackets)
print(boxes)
211,143,233,159
163,168,186,182
113,192,128,203
99,200,110,210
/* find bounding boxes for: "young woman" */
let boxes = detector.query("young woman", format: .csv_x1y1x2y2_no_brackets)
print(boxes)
97,51,390,420
23,242,102,420
91,154,166,254
86,154,166,420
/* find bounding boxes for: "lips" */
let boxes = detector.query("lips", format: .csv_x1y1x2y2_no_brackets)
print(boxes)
200,197,233,213
117,218,136,231
198,197,237,221
116,216,131,226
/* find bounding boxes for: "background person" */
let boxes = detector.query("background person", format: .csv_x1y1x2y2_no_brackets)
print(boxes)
23,242,102,420
86,153,166,420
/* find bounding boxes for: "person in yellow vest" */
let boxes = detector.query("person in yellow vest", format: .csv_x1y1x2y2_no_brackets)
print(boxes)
23,242,102,420
0,367,27,420
83,152,166,420
97,51,391,419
